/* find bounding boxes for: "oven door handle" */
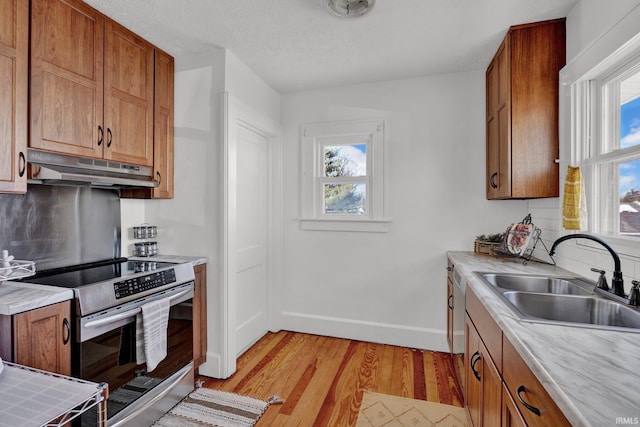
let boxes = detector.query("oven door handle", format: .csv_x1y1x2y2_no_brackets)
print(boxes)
84,288,193,329
109,363,193,427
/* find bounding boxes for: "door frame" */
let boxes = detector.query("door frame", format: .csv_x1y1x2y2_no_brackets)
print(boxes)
220,92,283,378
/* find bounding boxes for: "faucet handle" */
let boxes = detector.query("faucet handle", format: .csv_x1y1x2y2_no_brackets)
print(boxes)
591,268,609,291
629,280,640,306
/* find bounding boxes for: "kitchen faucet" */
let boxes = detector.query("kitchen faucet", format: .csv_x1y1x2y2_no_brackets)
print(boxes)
548,234,625,298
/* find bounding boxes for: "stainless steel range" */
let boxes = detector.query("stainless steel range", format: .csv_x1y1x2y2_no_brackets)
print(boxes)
1,185,197,426
24,258,196,427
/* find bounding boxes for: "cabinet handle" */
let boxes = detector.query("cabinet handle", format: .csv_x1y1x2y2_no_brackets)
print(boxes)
516,385,541,416
156,171,162,185
447,294,454,310
470,351,481,381
18,152,26,177
107,128,113,148
63,318,71,345
98,126,104,146
490,172,498,189
446,266,452,272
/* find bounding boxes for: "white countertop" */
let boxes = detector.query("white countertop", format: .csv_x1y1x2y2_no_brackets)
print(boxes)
0,282,73,316
448,251,640,427
129,254,208,266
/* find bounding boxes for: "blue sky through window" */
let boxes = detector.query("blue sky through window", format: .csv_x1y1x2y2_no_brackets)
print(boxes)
619,97,640,197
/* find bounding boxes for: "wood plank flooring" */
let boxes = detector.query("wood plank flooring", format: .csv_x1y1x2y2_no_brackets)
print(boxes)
197,331,465,426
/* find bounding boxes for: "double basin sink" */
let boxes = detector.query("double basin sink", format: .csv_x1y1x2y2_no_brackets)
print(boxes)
476,272,640,333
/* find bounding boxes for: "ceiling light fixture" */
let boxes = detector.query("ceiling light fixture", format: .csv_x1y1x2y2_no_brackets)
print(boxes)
325,0,376,18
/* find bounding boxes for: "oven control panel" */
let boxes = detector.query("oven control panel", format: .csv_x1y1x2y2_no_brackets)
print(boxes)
114,269,177,299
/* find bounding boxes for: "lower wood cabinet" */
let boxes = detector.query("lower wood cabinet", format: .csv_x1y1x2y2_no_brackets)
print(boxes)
466,314,502,427
464,285,570,426
447,262,454,352
502,386,527,427
0,301,71,375
502,337,570,427
193,263,207,369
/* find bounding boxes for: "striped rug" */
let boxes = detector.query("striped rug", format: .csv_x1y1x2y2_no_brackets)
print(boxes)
152,388,268,427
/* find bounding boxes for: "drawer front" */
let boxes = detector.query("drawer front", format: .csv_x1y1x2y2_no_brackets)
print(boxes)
502,338,570,427
466,286,502,371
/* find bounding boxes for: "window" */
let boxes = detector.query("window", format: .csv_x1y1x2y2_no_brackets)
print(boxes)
300,119,388,232
571,53,640,239
564,10,640,252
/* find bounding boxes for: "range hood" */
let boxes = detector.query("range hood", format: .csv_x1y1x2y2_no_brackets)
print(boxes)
27,149,159,188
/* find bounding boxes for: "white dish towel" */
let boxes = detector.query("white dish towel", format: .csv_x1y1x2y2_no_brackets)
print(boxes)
135,297,171,372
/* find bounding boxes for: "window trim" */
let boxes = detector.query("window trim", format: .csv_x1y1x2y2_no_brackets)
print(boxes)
299,118,389,232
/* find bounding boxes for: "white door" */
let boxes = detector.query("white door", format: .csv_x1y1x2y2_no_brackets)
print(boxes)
235,124,269,355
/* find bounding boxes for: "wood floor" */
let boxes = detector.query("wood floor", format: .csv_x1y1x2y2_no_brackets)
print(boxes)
197,331,465,426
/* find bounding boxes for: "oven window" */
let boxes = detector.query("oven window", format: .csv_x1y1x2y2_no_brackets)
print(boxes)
79,299,193,425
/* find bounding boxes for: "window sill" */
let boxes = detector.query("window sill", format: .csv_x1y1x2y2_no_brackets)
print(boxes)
299,218,390,233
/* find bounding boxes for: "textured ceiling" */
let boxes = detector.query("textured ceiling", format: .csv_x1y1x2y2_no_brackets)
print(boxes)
84,0,579,93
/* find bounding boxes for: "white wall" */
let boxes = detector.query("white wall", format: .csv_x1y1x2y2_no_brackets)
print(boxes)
120,0,640,364
121,47,281,377
281,73,527,352
528,0,640,290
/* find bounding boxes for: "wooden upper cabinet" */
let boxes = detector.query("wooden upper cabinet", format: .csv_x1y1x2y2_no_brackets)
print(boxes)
30,0,154,167
30,0,104,159
0,0,28,193
121,49,175,199
103,20,154,166
152,50,175,198
486,19,565,199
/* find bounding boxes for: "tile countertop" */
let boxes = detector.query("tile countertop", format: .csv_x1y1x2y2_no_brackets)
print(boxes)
448,251,640,427
0,282,74,315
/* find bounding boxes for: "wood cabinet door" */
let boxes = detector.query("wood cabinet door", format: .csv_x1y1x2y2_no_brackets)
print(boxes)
152,50,174,198
486,38,511,199
30,0,104,159
503,337,571,427
502,386,527,427
480,339,502,427
14,301,71,376
193,264,207,368
0,0,27,193
103,19,154,166
510,21,564,198
465,316,482,427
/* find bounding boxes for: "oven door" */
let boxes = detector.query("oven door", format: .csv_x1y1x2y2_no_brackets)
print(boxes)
76,282,194,426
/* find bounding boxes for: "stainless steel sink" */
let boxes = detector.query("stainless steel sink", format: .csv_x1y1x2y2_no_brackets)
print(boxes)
502,292,640,330
475,272,640,333
480,273,594,295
